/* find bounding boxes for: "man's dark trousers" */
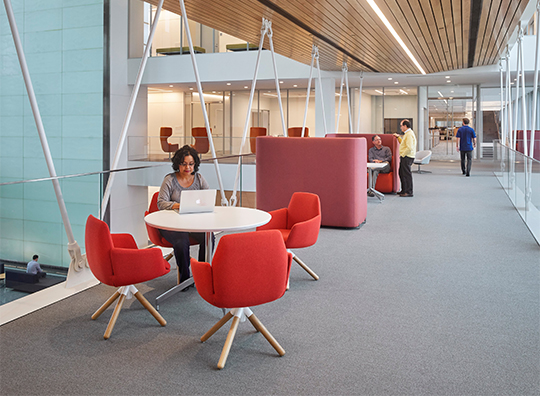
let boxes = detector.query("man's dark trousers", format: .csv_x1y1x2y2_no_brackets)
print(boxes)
460,150,472,175
399,156,414,194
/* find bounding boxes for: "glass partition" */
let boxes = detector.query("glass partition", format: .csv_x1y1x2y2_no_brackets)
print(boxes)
494,142,540,243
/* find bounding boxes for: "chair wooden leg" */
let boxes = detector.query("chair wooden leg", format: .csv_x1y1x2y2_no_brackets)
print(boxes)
92,290,121,320
103,294,126,340
134,291,166,326
247,313,285,356
217,316,240,369
201,311,234,342
165,252,173,261
293,255,319,280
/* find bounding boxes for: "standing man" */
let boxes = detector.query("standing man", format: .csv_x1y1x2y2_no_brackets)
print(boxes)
456,118,476,176
368,135,392,194
27,254,46,277
393,119,417,197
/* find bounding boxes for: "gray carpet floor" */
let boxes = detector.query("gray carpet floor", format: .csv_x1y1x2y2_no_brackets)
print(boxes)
1,160,539,396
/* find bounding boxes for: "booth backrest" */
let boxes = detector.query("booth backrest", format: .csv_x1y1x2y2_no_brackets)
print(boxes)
515,130,540,161
256,136,366,228
326,133,400,193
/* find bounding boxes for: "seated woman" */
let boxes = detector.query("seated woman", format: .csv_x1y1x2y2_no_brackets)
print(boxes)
157,145,209,283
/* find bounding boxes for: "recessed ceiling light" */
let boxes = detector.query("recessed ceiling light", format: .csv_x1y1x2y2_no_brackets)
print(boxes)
189,87,193,90
280,81,283,84
445,76,450,79
366,0,426,75
169,85,173,87
450,90,454,93
212,91,216,93
244,86,249,89
394,81,399,84
446,80,451,83
226,82,231,86
293,84,298,87
388,77,393,81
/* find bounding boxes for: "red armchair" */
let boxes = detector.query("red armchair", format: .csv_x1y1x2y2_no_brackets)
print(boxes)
249,126,266,153
191,230,292,369
160,127,179,156
85,215,170,339
288,126,309,137
145,192,200,309
191,127,210,154
257,192,321,281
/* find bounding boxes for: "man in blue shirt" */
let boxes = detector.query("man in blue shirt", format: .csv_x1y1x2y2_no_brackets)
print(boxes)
27,254,46,277
456,118,477,177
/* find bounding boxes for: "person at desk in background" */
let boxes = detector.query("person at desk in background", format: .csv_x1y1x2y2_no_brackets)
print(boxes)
27,254,46,278
393,119,417,197
368,135,392,196
455,118,477,177
157,145,209,283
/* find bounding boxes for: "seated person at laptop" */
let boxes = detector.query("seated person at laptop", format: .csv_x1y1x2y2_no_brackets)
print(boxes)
157,145,210,283
27,254,46,278
368,135,392,194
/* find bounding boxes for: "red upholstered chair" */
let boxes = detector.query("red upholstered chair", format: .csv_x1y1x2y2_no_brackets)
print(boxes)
145,192,200,308
160,127,179,156
85,215,170,339
191,127,210,154
249,126,266,153
191,230,292,369
288,126,309,137
257,192,321,281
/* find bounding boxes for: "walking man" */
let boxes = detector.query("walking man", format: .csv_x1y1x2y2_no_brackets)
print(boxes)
393,119,417,197
456,118,476,176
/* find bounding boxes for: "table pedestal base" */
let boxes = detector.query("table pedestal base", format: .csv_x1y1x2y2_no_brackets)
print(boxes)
155,277,194,311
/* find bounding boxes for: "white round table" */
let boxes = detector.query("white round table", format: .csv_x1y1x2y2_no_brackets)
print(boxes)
144,206,271,309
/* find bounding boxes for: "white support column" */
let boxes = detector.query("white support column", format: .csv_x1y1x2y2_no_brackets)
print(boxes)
417,86,428,151
301,46,317,137
519,27,528,156
355,72,364,133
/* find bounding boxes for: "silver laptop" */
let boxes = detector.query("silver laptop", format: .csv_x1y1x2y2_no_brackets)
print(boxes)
178,189,216,214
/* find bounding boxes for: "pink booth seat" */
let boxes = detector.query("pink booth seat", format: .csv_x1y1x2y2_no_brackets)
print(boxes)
515,130,540,161
256,136,366,228
326,133,401,193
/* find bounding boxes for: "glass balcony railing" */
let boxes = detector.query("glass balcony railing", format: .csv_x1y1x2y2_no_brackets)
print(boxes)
493,141,540,243
0,155,252,277
128,135,258,163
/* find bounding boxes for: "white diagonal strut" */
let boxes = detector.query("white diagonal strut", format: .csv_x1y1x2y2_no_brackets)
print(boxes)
530,0,540,159
101,0,165,219
519,26,528,156
336,62,346,131
3,0,86,273
356,72,364,134
178,0,228,206
229,19,269,207
301,46,317,138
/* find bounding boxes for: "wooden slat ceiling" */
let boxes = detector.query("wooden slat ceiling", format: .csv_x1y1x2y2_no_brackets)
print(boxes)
147,0,530,74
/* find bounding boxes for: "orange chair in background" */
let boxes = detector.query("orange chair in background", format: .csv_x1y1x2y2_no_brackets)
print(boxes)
191,127,210,154
85,215,170,339
145,192,200,310
249,127,267,153
288,127,309,137
160,127,179,156
257,192,321,281
191,230,292,369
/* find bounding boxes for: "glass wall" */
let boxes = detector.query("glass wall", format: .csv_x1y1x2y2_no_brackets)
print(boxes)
0,1,105,268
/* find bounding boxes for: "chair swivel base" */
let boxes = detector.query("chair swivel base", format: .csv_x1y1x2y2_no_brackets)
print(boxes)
155,276,194,311
92,284,166,340
290,251,319,281
201,307,285,369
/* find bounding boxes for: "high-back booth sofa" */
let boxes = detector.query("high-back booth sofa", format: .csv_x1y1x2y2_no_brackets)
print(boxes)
326,133,400,193
256,136,367,228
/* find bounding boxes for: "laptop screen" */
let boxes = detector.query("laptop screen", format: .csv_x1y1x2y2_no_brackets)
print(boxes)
178,189,216,214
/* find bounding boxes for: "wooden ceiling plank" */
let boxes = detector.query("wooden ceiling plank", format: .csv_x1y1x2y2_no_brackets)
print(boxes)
462,0,471,69
452,0,464,69
428,0,453,70
477,0,503,66
440,0,458,70
472,0,494,67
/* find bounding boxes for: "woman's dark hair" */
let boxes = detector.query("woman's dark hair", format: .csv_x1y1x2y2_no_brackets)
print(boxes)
171,145,200,174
